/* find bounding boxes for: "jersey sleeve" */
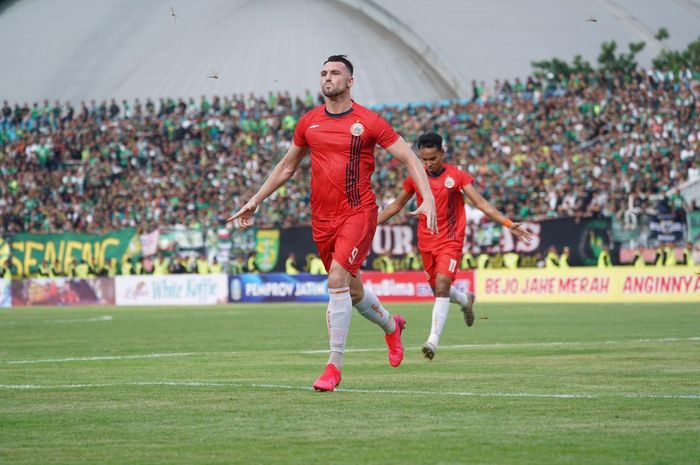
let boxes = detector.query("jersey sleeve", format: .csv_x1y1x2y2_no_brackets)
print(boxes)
292,112,310,147
372,115,400,149
460,169,474,188
402,176,416,194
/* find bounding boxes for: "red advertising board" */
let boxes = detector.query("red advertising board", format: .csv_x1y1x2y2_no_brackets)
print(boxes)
361,270,474,302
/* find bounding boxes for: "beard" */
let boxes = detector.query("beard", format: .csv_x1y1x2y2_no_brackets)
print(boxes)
322,84,345,98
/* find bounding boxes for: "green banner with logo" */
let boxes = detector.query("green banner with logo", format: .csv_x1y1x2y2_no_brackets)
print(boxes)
255,229,280,272
9,229,140,276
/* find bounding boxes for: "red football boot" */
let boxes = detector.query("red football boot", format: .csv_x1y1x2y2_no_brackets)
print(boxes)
312,363,342,392
384,315,406,367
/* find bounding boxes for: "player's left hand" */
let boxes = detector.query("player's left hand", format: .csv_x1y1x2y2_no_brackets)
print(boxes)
511,223,534,244
409,200,438,235
227,199,259,230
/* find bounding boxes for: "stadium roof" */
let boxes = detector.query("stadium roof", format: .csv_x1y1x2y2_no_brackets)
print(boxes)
0,0,698,106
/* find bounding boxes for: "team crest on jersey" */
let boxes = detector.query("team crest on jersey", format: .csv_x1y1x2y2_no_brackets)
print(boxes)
444,176,455,188
350,122,365,136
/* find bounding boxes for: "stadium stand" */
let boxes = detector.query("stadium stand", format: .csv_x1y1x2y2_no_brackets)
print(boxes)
1,67,698,235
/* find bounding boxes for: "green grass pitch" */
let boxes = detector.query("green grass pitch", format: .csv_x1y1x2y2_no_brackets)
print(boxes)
1,302,698,465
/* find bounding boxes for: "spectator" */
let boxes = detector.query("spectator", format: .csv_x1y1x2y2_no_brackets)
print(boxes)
0,67,698,235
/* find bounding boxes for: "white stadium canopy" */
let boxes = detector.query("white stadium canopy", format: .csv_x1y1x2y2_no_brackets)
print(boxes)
0,0,698,106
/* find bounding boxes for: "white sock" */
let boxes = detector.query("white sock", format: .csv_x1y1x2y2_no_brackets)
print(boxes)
354,288,396,334
427,297,450,347
328,351,343,369
326,287,352,370
449,286,468,306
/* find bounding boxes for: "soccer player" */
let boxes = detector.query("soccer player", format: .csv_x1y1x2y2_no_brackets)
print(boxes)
229,55,438,391
378,132,533,360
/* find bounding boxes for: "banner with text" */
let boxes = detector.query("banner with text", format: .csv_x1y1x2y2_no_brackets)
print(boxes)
649,213,685,244
264,218,614,272
115,274,228,306
362,271,475,302
9,229,140,277
464,217,615,267
229,273,329,303
11,278,115,307
228,271,475,303
475,267,699,303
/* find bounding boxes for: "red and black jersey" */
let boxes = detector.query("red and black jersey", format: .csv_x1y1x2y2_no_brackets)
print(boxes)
403,163,474,251
293,102,399,220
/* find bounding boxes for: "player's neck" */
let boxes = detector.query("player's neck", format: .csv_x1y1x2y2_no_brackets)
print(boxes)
428,166,445,177
324,95,353,115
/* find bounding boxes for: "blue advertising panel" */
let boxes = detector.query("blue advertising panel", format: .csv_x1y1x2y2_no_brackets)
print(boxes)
229,273,328,303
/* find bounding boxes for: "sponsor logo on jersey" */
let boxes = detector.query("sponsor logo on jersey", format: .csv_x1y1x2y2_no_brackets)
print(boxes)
350,122,364,136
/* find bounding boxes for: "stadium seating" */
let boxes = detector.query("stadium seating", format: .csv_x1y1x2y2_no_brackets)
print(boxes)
1,67,698,235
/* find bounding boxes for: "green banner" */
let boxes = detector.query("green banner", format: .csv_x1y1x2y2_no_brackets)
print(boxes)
689,211,700,244
255,229,280,272
9,229,140,276
0,236,10,262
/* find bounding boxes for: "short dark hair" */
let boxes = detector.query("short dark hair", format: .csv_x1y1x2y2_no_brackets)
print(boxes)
324,55,354,75
417,132,443,150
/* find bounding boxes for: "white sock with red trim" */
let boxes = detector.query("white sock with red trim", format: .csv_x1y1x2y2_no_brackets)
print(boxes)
427,297,450,347
354,288,396,334
449,286,468,307
327,287,352,370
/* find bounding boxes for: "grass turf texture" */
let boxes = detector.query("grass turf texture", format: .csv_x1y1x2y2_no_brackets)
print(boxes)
1,302,698,465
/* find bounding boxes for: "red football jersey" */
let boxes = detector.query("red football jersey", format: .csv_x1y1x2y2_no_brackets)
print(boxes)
293,103,400,219
403,163,474,251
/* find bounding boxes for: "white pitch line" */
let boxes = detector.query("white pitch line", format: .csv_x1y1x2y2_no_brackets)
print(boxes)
5,353,196,365
4,336,699,364
49,315,114,324
298,336,700,354
0,380,697,400
0,315,114,325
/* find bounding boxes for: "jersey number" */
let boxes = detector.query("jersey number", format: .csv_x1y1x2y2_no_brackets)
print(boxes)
348,247,359,264
448,259,457,273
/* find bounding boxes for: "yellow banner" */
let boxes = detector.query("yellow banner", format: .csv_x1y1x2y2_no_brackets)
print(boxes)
475,267,700,303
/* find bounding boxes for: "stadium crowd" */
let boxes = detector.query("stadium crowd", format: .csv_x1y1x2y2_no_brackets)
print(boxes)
1,67,698,236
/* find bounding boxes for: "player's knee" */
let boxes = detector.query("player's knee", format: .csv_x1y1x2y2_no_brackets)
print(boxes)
434,287,450,298
434,275,452,297
327,273,349,290
327,261,352,289
349,286,364,304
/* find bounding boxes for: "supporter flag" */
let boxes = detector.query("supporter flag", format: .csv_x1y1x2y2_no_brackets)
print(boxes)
140,229,160,257
255,230,280,272
649,214,685,243
688,212,700,244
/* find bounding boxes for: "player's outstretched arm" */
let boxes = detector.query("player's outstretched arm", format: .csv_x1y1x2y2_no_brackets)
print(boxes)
462,184,534,243
384,137,438,234
377,190,413,225
227,144,308,229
